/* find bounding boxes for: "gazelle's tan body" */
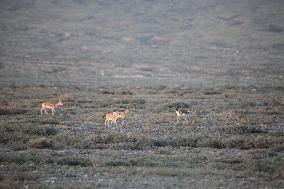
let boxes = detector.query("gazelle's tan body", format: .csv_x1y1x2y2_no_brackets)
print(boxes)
104,113,124,127
41,100,63,116
104,108,128,127
112,108,129,118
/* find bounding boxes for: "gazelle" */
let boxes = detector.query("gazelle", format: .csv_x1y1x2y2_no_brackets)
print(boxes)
40,100,63,116
104,112,124,127
175,108,190,124
112,108,129,125
113,107,129,118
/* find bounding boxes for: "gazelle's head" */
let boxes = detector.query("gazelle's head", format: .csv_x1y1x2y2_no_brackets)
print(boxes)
57,100,63,107
175,109,180,116
124,107,129,114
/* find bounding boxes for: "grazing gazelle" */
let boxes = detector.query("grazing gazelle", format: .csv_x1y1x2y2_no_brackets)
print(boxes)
175,108,190,124
40,100,63,116
104,112,124,127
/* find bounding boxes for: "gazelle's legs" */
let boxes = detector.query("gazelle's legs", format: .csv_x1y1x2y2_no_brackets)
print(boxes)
107,120,111,127
45,109,49,115
186,115,190,124
182,115,186,124
182,115,189,124
119,119,126,128
41,108,44,115
185,115,189,123
52,108,55,116
122,119,126,126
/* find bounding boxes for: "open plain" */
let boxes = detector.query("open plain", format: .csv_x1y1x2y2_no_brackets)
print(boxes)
0,0,283,188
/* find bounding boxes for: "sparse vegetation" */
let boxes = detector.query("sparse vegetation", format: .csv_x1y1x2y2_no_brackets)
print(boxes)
0,0,283,187
28,137,57,149
0,108,28,115
0,85,283,188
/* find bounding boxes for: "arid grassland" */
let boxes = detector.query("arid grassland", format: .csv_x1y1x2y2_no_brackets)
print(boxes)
0,0,284,188
0,85,283,188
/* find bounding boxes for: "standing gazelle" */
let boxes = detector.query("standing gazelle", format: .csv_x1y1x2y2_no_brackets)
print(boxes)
104,113,124,127
175,108,190,124
40,100,63,116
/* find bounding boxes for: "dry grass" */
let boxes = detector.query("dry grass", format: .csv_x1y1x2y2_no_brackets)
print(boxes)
28,137,57,149
0,86,283,188
216,110,244,125
0,108,28,115
59,94,75,102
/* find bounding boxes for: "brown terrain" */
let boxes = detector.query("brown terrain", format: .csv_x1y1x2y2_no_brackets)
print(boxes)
0,0,283,188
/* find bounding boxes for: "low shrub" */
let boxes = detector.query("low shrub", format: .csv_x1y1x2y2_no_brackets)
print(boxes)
53,131,84,146
0,108,28,115
163,102,190,109
57,157,91,167
28,137,57,149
